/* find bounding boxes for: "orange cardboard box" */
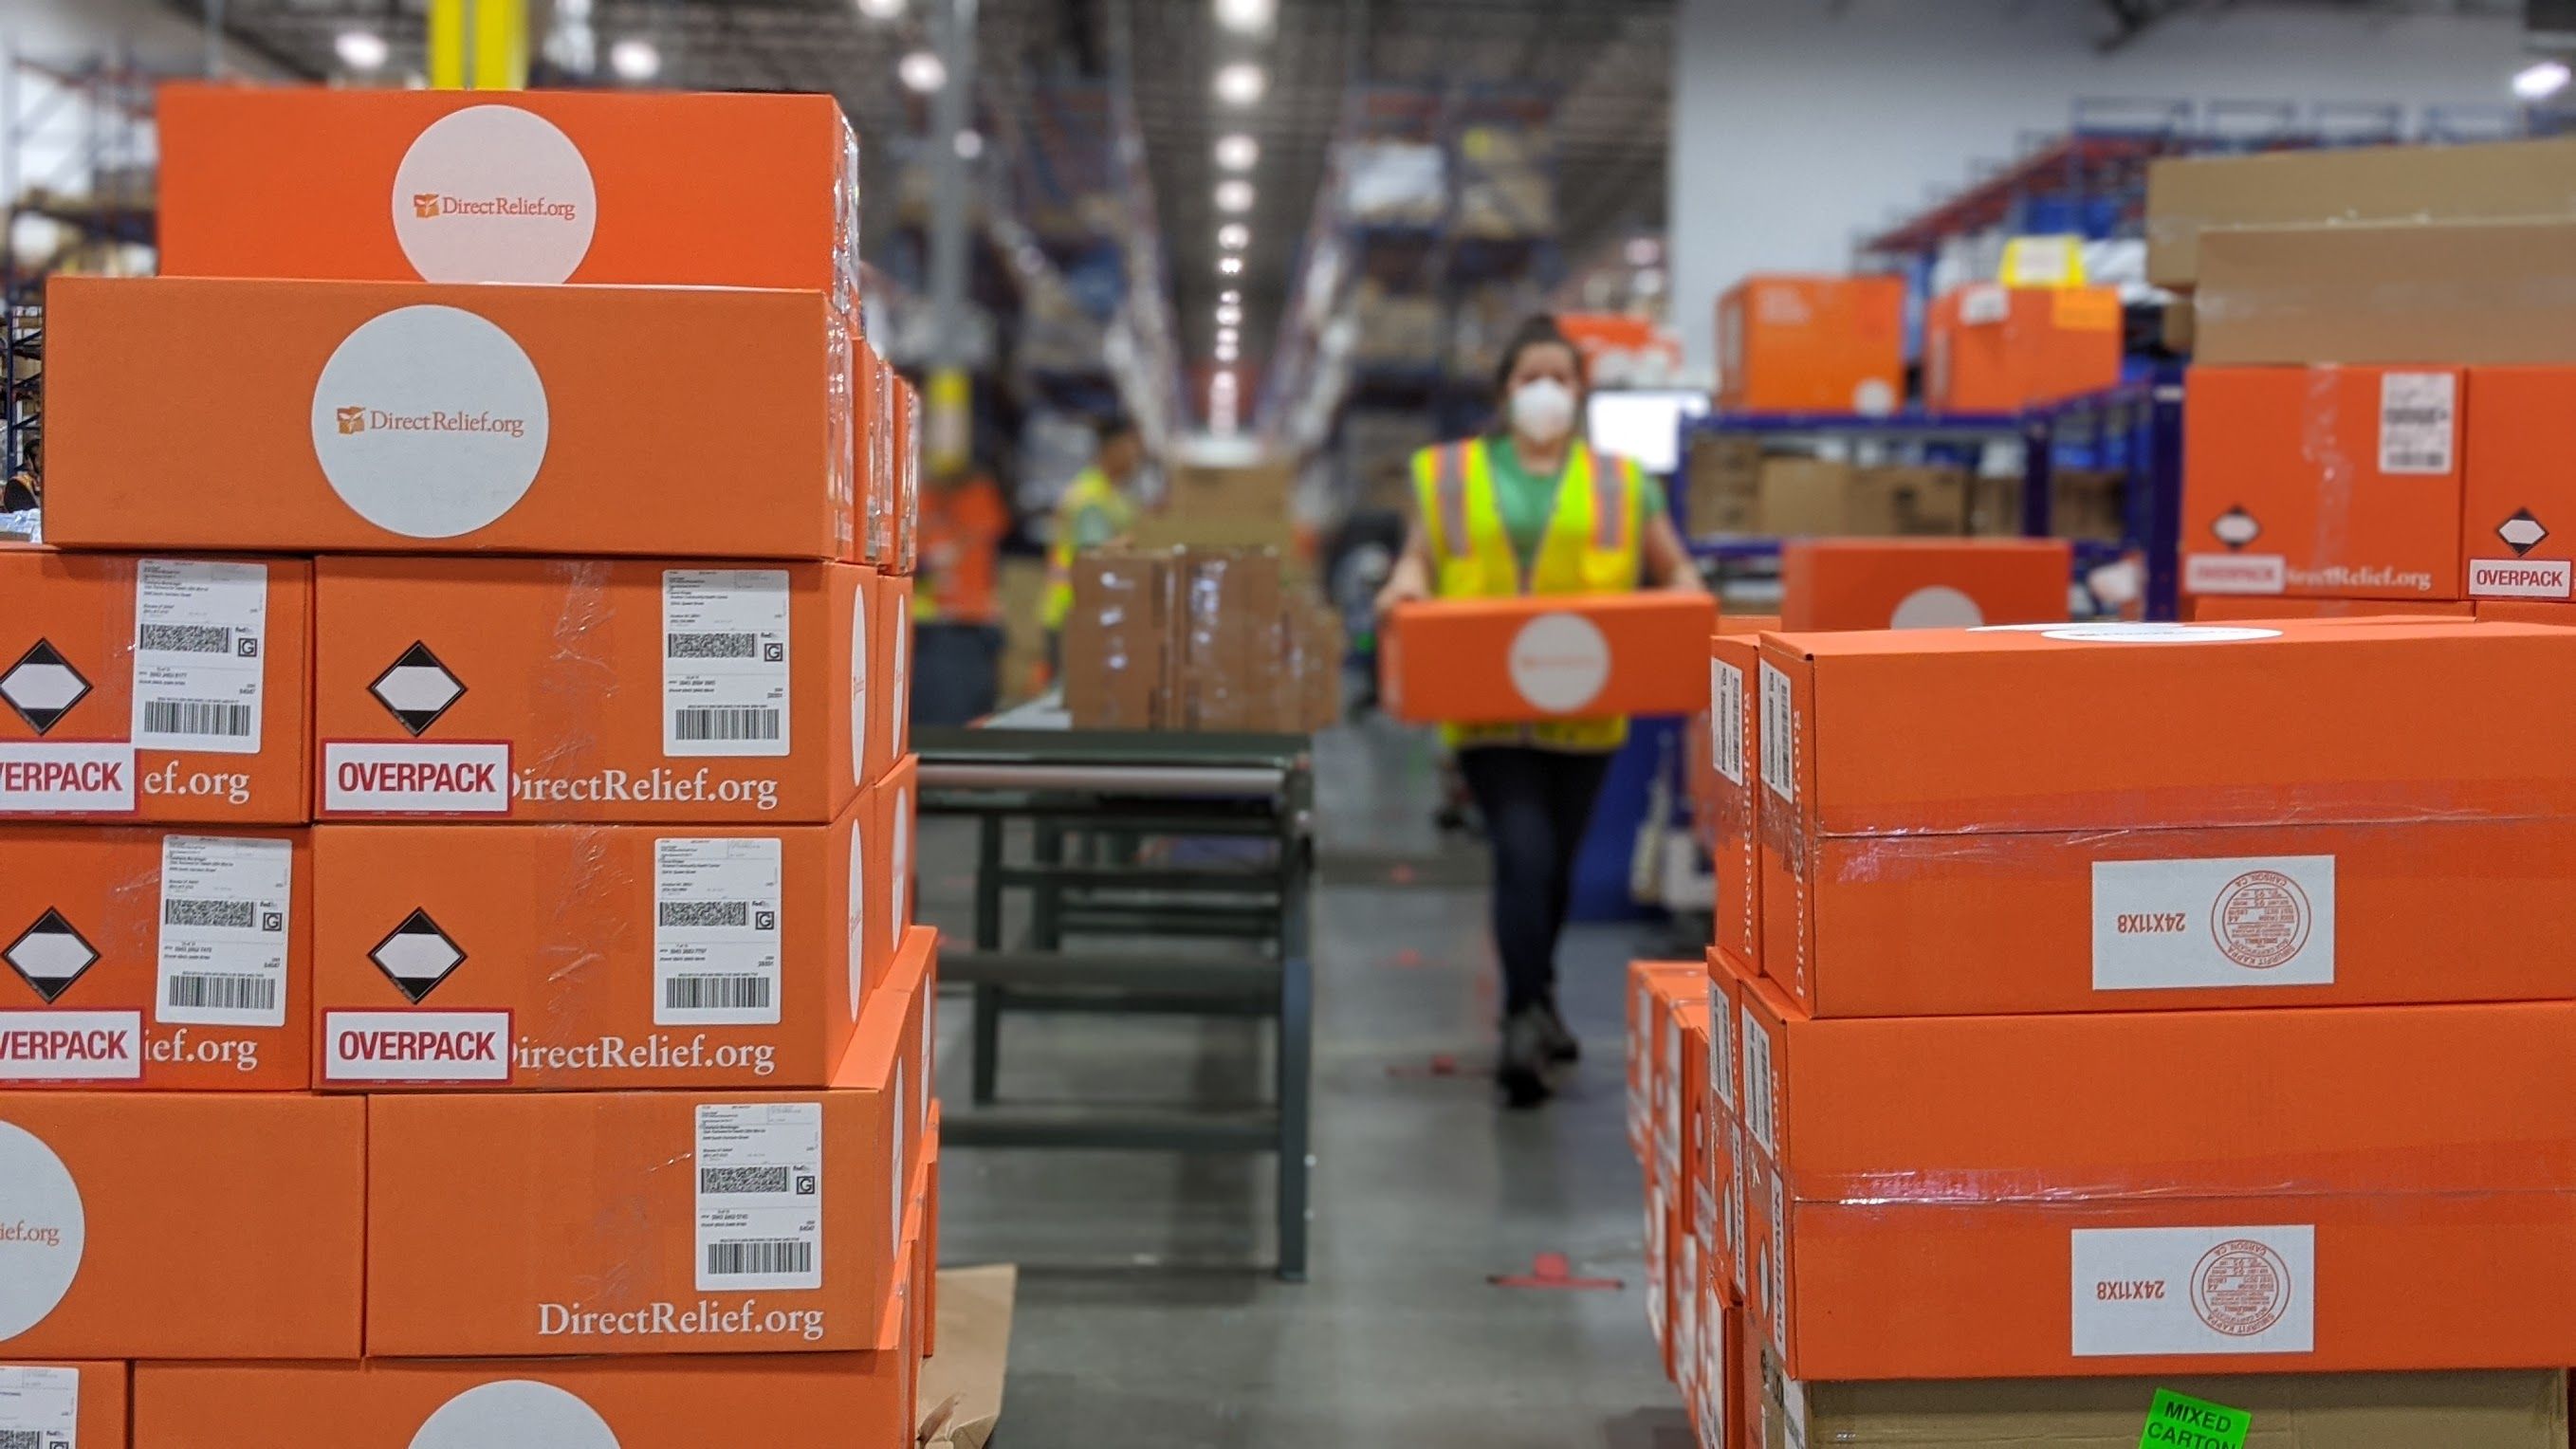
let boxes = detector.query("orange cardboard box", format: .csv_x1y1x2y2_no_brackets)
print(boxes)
309,804,888,1091
1,826,309,1089
1923,284,2123,413
1650,972,1710,1190
866,570,915,788
2463,366,2576,602
1383,594,1720,725
312,558,867,823
2181,365,2463,601
916,1104,941,1360
1706,622,1770,969
1627,960,1698,1155
1779,538,2070,631
1738,980,2576,1378
0,1091,364,1359
0,550,311,823
1716,275,1904,416
44,276,858,560
0,1362,124,1448
894,374,923,577
1693,1264,1739,1448
2481,599,2576,625
1680,1004,1717,1256
365,936,926,1358
2186,596,2475,621
872,759,919,990
156,85,859,303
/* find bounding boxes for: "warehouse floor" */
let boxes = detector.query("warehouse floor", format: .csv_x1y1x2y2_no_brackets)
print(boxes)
928,725,1695,1448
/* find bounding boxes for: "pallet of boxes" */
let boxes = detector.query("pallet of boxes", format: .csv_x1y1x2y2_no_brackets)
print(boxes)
1635,611,2576,1447
0,86,943,1446
1061,546,1343,733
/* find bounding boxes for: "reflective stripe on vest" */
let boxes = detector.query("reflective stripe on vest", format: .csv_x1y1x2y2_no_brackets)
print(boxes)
1434,443,1472,562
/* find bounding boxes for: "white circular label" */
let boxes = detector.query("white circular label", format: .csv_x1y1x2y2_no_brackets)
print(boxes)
1851,378,1897,417
1506,613,1613,714
311,305,551,539
1887,585,1986,631
851,586,871,778
412,1381,619,1449
889,787,911,955
848,828,867,1021
393,106,598,284
892,595,912,754
0,1121,84,1340
2036,623,2281,645
891,1058,907,1256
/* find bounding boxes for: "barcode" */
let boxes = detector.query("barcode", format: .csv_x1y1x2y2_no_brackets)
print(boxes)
700,1165,792,1194
167,972,277,1012
667,973,772,1010
706,1238,812,1276
142,699,252,737
2387,451,2449,469
2384,408,2449,426
0,1430,47,1449
672,707,781,743
668,633,760,659
659,900,750,928
165,897,256,928
138,622,233,654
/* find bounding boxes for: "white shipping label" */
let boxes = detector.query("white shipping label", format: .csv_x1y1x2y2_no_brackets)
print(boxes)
1711,660,1745,787
663,571,791,759
1659,1017,1684,1170
1739,1005,1777,1157
1710,990,1737,1112
131,559,267,755
2070,1224,2315,1357
1766,1168,1788,1358
1757,663,1795,804
0,1364,79,1449
695,1102,824,1292
2378,372,2456,476
156,835,292,1028
654,838,784,1027
2092,855,2334,991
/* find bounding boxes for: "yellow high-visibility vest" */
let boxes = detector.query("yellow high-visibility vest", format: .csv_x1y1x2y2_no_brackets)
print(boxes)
1040,466,1135,631
1410,436,1646,751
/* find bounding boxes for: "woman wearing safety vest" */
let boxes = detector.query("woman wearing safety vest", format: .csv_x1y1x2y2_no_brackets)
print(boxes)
1040,413,1146,669
1375,314,1705,1108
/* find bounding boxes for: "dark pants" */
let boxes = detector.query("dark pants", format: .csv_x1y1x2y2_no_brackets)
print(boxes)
1457,745,1612,1018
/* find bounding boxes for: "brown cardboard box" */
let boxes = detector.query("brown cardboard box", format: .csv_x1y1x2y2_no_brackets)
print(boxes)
1965,474,2022,537
1766,1368,2567,1449
1176,549,1282,731
1061,554,1169,731
2144,136,2576,290
1688,435,1764,535
1166,461,1293,523
2195,219,2576,367
2053,468,2126,543
1757,461,1966,538
1757,459,1858,537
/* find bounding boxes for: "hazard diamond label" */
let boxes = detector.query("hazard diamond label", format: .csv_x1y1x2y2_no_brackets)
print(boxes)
370,642,466,737
2499,509,2549,558
0,640,91,735
369,908,466,1002
2211,507,2261,550
5,908,100,1002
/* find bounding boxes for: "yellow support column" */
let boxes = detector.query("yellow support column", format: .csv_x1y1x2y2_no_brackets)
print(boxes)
428,0,528,90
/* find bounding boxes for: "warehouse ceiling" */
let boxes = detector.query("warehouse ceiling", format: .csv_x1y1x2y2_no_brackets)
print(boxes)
168,0,1675,403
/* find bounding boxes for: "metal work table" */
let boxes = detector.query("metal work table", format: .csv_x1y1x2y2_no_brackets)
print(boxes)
917,697,1316,1280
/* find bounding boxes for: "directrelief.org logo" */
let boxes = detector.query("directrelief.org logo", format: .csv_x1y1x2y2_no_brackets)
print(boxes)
0,1119,85,1339
328,404,529,440
536,1296,826,1343
392,104,599,284
412,191,582,223
310,303,550,540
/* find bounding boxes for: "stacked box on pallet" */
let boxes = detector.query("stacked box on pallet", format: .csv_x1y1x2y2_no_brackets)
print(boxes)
3,85,936,1448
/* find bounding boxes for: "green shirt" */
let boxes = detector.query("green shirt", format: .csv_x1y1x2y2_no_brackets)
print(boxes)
1489,439,1668,573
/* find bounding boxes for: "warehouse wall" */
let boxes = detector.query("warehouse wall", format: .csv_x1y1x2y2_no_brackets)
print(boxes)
1668,0,2526,371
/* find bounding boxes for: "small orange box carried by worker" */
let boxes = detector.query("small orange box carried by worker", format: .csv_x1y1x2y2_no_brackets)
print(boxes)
364,936,927,1358
1738,975,2576,1380
1716,275,1904,416
42,276,859,560
1779,538,2070,631
311,558,868,823
310,803,887,1091
2181,365,2464,602
156,85,860,303
1923,284,2123,413
2462,366,2576,603
0,549,312,823
1756,618,2576,1015
0,825,310,1090
0,1091,365,1359
0,1363,125,1449
1382,594,1719,725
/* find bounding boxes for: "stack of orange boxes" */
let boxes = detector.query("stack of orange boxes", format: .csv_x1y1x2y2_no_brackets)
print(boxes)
0,86,935,1447
1922,282,2125,414
1699,616,2576,1446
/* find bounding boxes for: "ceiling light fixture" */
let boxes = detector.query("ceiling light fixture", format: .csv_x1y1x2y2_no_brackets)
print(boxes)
1221,289,1242,305
1219,256,1243,276
1213,0,1278,35
1216,304,1243,326
954,130,985,160
606,37,660,81
856,0,909,18
335,28,389,71
1214,179,1256,213
1213,62,1266,107
1218,222,1250,249
900,49,948,94
1214,134,1260,171
2515,60,2571,101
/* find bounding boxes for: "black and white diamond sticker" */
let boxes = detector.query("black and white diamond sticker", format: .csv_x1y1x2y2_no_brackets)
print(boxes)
2500,508,2549,559
2212,506,2261,550
0,639,92,736
5,908,100,1003
369,908,466,1002
369,642,466,737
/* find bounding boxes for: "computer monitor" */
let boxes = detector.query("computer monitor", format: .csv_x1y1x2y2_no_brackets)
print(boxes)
1587,389,1709,475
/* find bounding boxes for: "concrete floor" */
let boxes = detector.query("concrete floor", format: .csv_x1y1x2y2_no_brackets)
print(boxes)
925,724,1699,1448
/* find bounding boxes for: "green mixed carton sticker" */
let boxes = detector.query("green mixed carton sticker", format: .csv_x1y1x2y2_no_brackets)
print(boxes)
2140,1388,2250,1449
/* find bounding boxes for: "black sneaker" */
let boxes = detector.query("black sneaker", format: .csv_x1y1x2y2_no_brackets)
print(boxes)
1536,1000,1581,1064
1498,1006,1555,1109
